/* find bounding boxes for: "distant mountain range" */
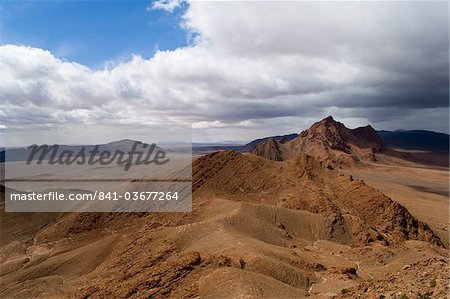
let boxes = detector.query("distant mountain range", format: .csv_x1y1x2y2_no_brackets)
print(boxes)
245,126,448,154
0,139,164,162
245,116,449,168
1,126,448,163
377,130,449,153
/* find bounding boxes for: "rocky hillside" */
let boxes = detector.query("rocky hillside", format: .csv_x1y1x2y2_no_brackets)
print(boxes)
0,151,446,298
250,116,388,167
244,133,298,151
250,138,284,161
193,151,440,246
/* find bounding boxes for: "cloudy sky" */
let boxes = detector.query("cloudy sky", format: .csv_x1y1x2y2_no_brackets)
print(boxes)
1,0,448,143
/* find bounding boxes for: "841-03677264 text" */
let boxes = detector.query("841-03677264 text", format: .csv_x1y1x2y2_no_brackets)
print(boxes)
9,191,179,201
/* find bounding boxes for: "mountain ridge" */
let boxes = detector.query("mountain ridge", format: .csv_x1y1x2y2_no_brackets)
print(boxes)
250,116,387,167
247,116,448,167
245,123,448,155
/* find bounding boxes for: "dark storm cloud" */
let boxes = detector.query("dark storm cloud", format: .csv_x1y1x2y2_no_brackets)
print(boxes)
1,1,449,141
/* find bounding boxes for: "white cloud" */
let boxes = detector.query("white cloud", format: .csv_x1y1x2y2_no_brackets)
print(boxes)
0,1,448,142
150,0,183,12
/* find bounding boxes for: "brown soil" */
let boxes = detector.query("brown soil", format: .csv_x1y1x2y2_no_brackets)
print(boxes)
1,150,447,298
344,158,449,248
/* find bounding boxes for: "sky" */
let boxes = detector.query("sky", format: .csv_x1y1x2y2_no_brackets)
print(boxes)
1,1,188,67
0,0,449,143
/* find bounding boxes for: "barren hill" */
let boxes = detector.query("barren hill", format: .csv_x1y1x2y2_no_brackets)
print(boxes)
244,133,298,151
250,138,284,161
250,116,389,167
1,150,446,298
192,151,439,246
287,116,386,167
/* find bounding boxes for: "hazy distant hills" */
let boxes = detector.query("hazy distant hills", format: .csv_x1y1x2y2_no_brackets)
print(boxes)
378,130,449,153
191,143,244,155
0,139,164,162
1,119,448,298
1,127,447,163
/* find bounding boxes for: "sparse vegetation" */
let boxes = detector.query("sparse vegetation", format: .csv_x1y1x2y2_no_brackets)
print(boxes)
341,288,348,295
400,294,408,299
430,279,437,288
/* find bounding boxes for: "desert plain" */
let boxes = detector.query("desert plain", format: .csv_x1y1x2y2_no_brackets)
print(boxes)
0,117,449,299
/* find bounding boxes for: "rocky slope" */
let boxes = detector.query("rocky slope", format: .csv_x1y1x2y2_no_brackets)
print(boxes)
192,151,440,246
251,116,388,167
250,138,284,161
0,151,447,298
244,133,298,151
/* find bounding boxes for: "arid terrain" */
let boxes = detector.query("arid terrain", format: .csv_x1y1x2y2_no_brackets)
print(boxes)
345,159,449,248
1,117,449,299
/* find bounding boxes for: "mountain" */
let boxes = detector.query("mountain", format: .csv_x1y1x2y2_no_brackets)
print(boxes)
286,116,386,166
246,117,449,167
244,133,298,151
249,116,387,167
378,130,449,153
1,150,446,298
0,139,164,162
1,118,447,298
250,138,284,161
192,151,439,246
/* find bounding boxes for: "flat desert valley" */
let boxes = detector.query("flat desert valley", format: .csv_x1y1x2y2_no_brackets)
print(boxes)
1,117,449,299
346,158,449,247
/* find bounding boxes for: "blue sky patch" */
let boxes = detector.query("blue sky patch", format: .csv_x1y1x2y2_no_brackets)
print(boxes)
1,0,189,68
